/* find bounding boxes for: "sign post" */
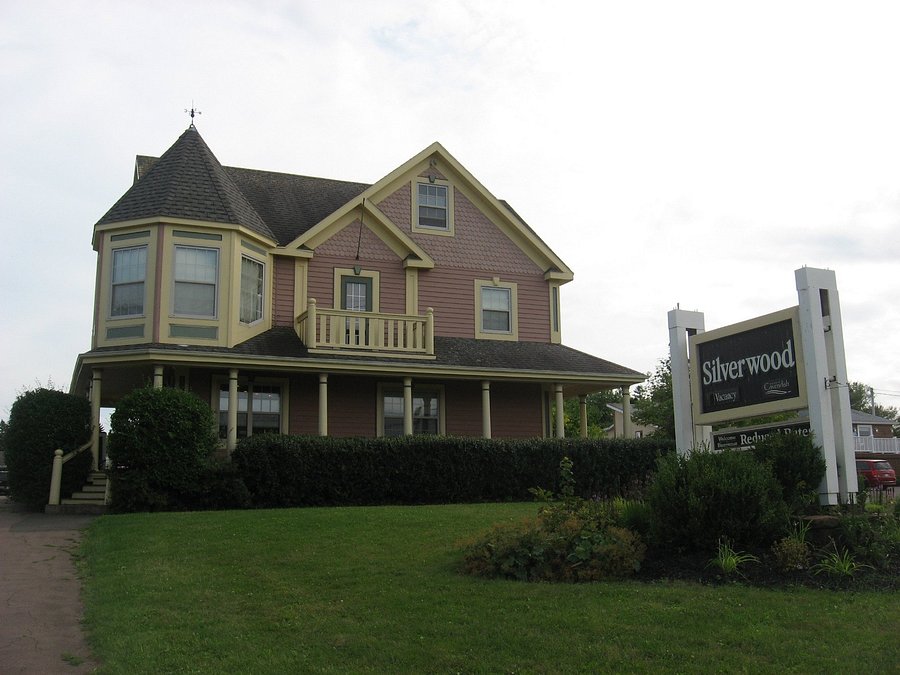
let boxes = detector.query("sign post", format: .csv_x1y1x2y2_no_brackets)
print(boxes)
669,267,857,504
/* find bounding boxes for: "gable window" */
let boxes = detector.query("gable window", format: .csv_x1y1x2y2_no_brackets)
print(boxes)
417,183,448,229
240,256,264,324
110,246,147,317
218,382,282,439
380,385,443,436
174,245,218,317
475,279,518,340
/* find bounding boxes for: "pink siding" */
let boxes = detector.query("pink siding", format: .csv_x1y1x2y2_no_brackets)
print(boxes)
273,256,295,327
308,256,407,315
444,381,483,437
288,374,379,437
491,382,543,438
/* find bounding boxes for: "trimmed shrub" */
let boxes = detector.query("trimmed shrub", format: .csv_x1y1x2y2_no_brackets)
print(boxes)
750,432,826,513
107,387,219,512
5,388,92,510
232,435,674,508
647,449,789,554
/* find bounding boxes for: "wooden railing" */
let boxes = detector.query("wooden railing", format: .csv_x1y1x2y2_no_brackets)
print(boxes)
297,298,434,355
854,437,900,454
48,440,93,506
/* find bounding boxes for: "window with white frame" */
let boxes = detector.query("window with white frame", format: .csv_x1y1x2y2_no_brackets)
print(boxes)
239,256,264,324
482,286,511,332
110,246,147,317
856,424,873,437
218,382,281,438
381,387,441,436
417,183,448,230
174,245,218,317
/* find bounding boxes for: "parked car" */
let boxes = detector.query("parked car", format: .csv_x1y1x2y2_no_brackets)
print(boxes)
0,466,8,495
856,459,897,488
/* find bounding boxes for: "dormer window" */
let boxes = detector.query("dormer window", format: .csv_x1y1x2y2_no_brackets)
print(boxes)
414,181,454,235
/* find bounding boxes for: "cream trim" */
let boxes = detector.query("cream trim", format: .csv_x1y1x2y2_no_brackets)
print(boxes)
474,278,518,341
405,268,419,315
549,282,562,344
333,267,380,312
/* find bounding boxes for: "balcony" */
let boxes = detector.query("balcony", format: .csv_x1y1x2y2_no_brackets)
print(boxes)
297,298,434,356
854,436,900,454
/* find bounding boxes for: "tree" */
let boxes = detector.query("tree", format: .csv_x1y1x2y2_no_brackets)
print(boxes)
847,381,898,421
631,358,675,439
5,388,92,510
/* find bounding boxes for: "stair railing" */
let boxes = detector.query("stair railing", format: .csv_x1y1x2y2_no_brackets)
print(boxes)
48,440,93,506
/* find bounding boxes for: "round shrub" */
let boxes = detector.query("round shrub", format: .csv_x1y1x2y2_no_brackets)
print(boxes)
750,432,826,513
647,449,789,554
107,387,219,511
5,388,92,510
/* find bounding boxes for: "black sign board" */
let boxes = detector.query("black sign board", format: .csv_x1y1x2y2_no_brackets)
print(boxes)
713,421,812,451
695,316,802,417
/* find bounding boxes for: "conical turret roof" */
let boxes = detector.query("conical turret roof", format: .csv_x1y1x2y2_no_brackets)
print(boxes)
97,126,275,240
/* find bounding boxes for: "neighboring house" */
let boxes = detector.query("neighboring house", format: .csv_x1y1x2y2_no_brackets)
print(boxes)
604,403,657,439
849,409,897,439
70,125,645,468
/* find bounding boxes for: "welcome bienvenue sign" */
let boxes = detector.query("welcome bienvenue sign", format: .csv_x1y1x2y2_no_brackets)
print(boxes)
689,307,809,425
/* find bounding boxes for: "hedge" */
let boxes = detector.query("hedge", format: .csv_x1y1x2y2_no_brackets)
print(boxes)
231,435,674,508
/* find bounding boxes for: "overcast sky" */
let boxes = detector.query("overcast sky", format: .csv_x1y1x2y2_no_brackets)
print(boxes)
2,0,899,422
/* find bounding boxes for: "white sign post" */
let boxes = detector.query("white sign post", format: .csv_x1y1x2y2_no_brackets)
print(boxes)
669,267,857,505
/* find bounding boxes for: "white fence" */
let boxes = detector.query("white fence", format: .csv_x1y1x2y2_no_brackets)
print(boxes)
854,436,900,454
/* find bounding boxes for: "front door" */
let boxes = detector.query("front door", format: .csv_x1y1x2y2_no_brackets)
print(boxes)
341,276,372,346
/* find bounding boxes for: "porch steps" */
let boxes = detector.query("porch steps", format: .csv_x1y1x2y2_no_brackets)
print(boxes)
46,472,108,515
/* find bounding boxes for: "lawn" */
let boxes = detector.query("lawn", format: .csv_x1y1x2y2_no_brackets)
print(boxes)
79,503,899,673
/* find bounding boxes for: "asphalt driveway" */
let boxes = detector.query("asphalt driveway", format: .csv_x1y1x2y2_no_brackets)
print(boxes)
0,504,98,673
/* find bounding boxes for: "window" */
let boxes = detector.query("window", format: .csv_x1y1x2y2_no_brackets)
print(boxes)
341,276,372,312
482,287,511,332
474,279,518,340
110,246,147,317
174,246,218,317
218,383,281,438
856,424,873,438
381,386,442,436
417,183,448,229
240,256,264,324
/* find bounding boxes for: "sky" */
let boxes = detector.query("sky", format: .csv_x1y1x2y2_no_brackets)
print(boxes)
2,0,900,421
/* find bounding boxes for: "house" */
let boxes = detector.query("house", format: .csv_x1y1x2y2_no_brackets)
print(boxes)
70,125,645,469
604,403,657,439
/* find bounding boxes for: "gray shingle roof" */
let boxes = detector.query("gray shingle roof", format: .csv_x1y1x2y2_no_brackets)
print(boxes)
98,127,274,240
87,327,645,381
106,127,370,246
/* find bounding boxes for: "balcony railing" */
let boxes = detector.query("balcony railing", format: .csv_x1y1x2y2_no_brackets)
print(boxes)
297,298,434,355
854,436,900,454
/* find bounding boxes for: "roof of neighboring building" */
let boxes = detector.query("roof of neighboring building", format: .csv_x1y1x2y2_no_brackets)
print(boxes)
83,327,646,381
796,408,898,425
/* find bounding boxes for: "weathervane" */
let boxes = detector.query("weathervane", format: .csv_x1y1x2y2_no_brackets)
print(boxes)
184,103,202,127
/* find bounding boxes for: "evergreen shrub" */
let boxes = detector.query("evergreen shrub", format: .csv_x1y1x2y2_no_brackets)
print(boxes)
750,432,826,513
5,388,92,510
107,387,220,512
232,435,674,508
647,449,789,553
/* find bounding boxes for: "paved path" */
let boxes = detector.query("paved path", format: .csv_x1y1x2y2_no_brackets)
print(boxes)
0,505,99,673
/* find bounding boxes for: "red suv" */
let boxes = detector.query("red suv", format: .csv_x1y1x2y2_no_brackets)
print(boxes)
856,459,897,488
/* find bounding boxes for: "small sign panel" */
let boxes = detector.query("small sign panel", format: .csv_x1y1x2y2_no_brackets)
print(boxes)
690,307,808,425
712,421,812,451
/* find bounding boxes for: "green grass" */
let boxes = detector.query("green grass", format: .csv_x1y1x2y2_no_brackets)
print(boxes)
80,503,899,673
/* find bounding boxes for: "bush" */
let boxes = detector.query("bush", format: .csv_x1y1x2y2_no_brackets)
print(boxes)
647,449,789,554
750,433,826,512
461,458,646,583
232,435,674,508
836,514,900,570
5,388,92,510
107,387,220,512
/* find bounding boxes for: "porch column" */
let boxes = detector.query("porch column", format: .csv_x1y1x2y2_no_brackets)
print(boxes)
554,383,565,439
90,369,102,470
403,377,413,436
227,369,238,454
481,381,492,439
622,387,634,439
579,395,588,439
318,373,328,436
153,365,164,389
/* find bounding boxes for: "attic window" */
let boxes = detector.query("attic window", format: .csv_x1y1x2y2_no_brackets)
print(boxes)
415,182,453,234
